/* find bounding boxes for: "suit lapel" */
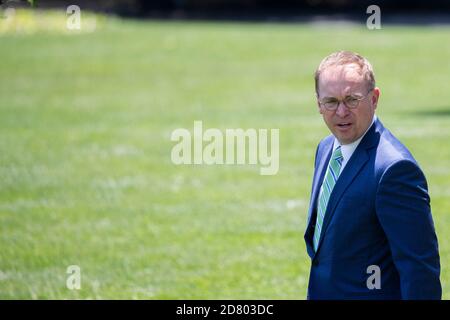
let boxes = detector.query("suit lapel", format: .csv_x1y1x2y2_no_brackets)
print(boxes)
307,143,333,227
312,119,382,257
304,139,333,257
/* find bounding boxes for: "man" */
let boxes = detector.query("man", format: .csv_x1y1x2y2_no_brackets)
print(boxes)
304,51,441,299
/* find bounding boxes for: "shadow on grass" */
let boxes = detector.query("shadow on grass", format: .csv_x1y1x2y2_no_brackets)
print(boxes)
410,109,450,117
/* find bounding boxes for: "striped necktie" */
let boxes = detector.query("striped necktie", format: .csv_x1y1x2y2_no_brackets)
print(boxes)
313,146,343,252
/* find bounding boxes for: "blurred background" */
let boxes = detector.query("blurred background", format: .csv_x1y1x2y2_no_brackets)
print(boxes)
1,0,450,299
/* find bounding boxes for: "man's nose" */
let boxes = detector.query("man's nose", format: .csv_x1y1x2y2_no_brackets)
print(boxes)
335,101,350,117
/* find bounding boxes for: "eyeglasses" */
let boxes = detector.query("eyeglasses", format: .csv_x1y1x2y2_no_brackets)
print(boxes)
318,89,373,111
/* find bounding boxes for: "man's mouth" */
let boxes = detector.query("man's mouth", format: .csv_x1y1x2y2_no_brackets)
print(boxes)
337,122,352,129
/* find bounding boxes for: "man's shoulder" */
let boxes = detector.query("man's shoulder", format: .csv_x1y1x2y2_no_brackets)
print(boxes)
375,124,422,173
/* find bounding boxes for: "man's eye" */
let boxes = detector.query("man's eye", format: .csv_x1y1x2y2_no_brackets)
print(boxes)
346,97,358,102
324,99,338,104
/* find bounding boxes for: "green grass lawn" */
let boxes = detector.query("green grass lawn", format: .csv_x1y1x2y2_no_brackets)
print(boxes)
1,12,450,299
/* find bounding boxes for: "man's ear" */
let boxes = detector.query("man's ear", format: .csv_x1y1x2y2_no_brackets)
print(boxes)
372,87,380,109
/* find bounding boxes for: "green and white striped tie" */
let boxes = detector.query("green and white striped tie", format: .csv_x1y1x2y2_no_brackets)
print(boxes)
313,146,343,252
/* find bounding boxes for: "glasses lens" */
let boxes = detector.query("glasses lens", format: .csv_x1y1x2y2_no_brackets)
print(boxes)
323,100,338,110
345,97,360,108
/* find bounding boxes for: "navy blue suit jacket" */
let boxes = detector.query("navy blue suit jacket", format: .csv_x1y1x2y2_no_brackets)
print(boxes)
304,118,441,300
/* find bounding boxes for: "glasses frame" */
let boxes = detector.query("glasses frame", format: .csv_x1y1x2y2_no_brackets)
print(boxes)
318,88,374,111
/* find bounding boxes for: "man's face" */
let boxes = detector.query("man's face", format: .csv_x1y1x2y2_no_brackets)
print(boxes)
317,64,380,145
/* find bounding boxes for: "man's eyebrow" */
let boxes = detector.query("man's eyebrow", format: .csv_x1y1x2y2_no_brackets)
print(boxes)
321,96,338,100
